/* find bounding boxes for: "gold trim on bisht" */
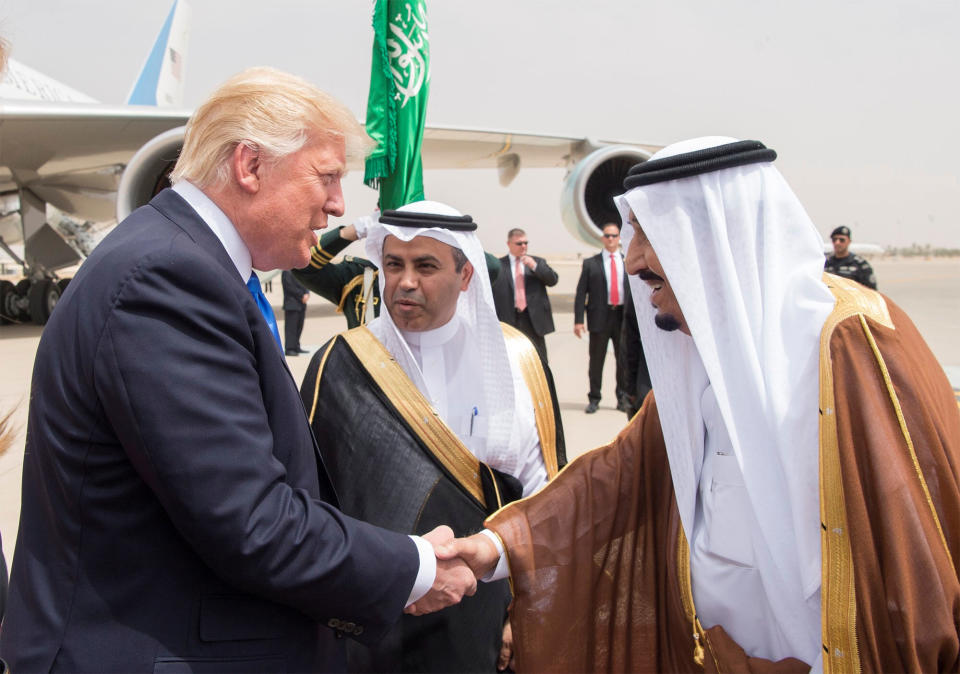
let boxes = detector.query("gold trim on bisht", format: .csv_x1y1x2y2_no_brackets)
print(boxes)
342,326,486,506
307,336,339,424
500,323,560,478
818,272,894,673
676,528,707,667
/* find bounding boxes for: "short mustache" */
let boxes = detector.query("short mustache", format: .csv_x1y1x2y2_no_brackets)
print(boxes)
637,269,664,283
392,289,425,305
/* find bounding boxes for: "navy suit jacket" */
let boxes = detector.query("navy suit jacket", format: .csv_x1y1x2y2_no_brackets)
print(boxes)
281,270,308,312
492,254,558,336
0,190,419,673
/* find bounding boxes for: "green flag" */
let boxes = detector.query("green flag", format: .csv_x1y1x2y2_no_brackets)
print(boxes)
363,0,430,210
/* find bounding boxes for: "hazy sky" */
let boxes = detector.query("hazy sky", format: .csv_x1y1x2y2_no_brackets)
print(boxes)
1,0,957,252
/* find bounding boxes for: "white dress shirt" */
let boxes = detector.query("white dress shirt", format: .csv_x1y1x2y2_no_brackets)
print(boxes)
601,249,624,305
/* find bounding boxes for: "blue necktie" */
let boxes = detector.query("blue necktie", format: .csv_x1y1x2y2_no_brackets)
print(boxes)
247,273,283,351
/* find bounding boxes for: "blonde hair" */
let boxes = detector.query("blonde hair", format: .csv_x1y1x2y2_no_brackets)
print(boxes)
170,67,374,189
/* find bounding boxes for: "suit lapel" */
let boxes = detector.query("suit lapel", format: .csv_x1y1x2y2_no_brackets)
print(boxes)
147,189,318,462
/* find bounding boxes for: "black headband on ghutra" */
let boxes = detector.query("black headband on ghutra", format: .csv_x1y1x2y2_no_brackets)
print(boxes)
378,210,478,231
623,140,777,189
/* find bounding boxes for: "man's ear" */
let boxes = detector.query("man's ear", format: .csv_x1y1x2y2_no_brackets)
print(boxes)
460,261,475,291
232,142,262,195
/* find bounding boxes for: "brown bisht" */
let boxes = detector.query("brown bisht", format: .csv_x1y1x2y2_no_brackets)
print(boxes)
487,276,960,673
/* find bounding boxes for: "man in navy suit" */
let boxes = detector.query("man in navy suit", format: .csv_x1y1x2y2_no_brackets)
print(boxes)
573,223,631,414
492,229,559,364
0,67,475,673
281,270,310,356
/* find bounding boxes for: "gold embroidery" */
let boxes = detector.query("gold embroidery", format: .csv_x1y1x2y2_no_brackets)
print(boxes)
307,336,339,424
336,275,365,314
819,274,880,674
821,272,892,332
676,529,706,667
309,247,334,268
500,323,559,478
341,327,485,505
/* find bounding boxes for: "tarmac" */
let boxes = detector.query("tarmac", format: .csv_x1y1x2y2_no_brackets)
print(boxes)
1,256,958,564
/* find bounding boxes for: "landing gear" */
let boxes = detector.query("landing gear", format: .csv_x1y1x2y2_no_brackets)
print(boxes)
0,277,65,325
28,278,60,325
0,280,16,325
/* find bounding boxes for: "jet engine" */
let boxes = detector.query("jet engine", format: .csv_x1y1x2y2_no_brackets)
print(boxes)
559,144,652,247
116,126,186,221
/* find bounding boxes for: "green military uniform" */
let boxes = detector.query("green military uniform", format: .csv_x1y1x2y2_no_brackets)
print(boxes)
293,227,381,329
293,226,502,329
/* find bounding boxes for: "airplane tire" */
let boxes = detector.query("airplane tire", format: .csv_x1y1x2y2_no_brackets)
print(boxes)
0,280,14,325
12,279,32,321
27,279,60,326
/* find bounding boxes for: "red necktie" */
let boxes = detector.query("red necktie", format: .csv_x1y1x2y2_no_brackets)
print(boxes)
609,253,620,305
514,258,527,311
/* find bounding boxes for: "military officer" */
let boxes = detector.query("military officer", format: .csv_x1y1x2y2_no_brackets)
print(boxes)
294,223,380,329
824,225,877,289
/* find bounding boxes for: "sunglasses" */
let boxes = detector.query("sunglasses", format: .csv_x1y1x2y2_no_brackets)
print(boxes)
602,234,619,239
512,240,529,246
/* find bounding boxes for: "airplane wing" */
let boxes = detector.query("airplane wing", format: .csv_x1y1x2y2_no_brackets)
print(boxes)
0,100,190,222
421,124,661,170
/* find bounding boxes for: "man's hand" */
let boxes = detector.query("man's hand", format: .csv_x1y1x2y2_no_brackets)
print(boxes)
301,293,309,304
520,254,536,270
404,526,477,616
340,224,359,242
499,619,514,671
351,209,380,240
573,323,585,339
435,531,500,579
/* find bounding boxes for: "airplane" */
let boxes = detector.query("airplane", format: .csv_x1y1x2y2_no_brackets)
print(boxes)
0,2,661,327
0,0,192,325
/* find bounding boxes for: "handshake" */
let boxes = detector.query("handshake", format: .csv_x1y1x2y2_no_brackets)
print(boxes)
404,525,502,616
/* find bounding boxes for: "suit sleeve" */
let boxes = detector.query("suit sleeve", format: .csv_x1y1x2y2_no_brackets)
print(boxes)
574,260,589,324
292,227,366,305
532,257,559,287
93,250,418,639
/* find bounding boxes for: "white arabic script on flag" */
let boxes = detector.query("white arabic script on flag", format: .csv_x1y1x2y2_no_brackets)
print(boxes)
387,2,429,107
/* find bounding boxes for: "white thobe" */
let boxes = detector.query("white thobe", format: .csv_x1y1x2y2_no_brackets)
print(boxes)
400,316,547,496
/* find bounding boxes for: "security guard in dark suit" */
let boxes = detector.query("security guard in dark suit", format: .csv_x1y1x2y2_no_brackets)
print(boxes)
492,229,559,364
294,222,501,329
824,225,877,289
574,223,631,413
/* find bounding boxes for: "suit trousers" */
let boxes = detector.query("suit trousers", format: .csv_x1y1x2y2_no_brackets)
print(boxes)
514,309,548,365
284,309,305,351
587,306,626,403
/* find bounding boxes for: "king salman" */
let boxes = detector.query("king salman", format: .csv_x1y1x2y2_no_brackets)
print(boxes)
299,201,566,672
440,138,960,672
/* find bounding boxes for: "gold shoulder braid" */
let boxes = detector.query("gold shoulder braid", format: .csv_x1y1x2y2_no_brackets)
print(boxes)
500,323,560,478
341,327,486,506
336,275,365,315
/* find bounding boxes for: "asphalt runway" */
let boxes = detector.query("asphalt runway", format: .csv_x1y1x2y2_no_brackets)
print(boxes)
1,256,958,563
